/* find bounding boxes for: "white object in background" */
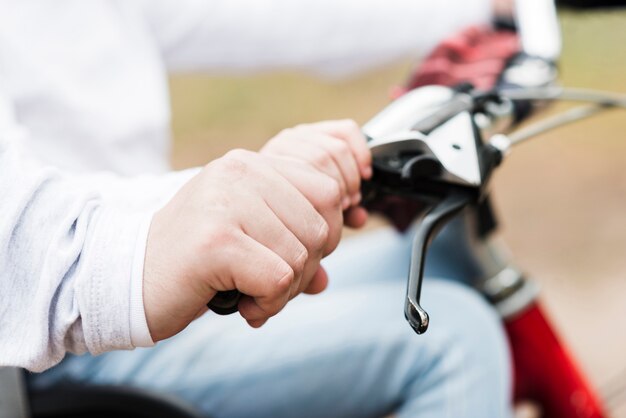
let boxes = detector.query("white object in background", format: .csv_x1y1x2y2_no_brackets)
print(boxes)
514,0,562,61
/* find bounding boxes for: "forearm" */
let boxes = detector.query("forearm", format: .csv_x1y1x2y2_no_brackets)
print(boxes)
0,142,132,370
144,0,495,75
0,140,198,372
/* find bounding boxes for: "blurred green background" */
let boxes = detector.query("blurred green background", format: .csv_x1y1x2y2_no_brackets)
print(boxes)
169,11,626,415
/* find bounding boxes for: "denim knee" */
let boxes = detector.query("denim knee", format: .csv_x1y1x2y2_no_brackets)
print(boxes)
396,280,513,418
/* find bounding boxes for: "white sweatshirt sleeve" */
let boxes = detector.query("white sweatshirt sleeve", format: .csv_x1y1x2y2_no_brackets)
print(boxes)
0,95,198,372
140,0,493,76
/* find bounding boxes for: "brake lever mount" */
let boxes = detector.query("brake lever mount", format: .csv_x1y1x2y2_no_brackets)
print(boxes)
362,86,504,334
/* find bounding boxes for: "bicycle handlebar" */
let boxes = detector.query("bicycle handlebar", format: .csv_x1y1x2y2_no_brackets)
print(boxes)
208,0,626,322
364,81,626,334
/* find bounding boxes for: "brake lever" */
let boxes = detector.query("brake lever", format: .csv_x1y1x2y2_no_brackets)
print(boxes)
405,191,473,334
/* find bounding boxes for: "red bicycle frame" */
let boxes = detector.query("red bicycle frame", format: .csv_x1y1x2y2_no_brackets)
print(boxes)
507,302,606,417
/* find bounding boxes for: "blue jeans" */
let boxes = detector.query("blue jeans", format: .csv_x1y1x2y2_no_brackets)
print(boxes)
30,227,512,418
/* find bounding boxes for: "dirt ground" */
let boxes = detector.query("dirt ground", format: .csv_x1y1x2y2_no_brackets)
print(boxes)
169,11,626,417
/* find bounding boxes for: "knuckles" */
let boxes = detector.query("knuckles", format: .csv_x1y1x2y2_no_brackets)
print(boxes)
318,177,342,209
291,246,308,278
339,119,362,137
310,148,334,170
225,148,255,160
275,127,298,142
324,229,341,255
197,223,241,256
314,221,330,252
265,264,294,315
330,140,351,157
208,149,258,179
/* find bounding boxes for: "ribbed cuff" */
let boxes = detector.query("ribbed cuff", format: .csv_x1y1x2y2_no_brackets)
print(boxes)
78,207,151,355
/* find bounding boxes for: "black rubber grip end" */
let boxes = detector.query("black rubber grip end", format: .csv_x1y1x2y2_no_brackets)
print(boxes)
208,290,241,315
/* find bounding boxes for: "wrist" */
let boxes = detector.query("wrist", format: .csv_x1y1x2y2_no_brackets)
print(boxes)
142,194,217,342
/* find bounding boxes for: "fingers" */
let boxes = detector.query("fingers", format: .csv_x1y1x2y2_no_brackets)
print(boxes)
261,119,373,214
262,138,352,209
225,151,341,297
265,156,343,256
216,231,295,325
303,266,329,295
344,206,369,229
304,119,373,180
236,198,308,299
251,157,337,257
299,133,362,206
203,145,364,328
232,233,319,326
239,265,329,327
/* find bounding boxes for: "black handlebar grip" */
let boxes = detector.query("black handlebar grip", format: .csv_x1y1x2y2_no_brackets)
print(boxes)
207,290,242,315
